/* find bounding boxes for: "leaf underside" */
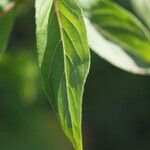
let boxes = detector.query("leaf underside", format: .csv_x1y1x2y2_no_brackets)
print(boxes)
35,0,90,150
84,0,150,74
85,18,150,75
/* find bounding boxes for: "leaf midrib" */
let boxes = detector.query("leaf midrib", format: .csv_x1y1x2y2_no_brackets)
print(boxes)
54,0,78,148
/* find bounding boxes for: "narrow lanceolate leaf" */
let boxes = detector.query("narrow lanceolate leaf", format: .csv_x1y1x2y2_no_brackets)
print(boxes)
0,1,15,60
35,0,90,150
131,0,150,29
86,0,150,63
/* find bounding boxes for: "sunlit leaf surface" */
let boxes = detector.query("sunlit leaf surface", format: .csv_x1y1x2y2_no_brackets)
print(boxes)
35,0,90,149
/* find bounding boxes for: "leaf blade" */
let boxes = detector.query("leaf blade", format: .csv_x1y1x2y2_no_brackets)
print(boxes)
83,0,150,74
35,0,90,149
85,18,150,75
87,0,150,63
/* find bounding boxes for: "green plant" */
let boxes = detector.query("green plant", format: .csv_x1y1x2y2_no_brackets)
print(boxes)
0,0,150,150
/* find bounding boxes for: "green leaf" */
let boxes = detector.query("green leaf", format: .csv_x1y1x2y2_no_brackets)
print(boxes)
83,0,150,74
35,0,90,150
0,1,15,60
86,0,150,63
85,18,150,74
131,0,150,29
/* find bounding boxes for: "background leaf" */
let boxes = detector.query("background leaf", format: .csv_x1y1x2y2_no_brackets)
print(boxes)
87,0,150,62
85,18,150,74
84,0,150,74
35,0,90,150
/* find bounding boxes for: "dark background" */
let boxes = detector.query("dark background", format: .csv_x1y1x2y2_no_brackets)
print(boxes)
0,0,150,150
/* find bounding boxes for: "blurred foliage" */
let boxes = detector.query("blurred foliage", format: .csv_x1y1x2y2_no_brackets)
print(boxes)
0,0,150,150
0,50,71,150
